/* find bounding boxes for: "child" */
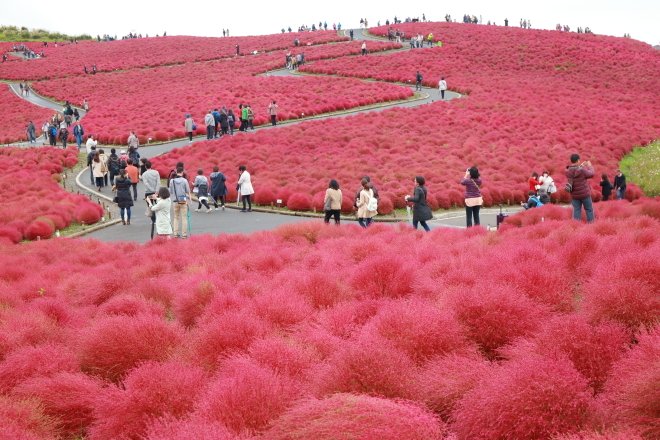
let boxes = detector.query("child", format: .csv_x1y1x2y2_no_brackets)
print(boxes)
600,173,614,201
193,168,212,213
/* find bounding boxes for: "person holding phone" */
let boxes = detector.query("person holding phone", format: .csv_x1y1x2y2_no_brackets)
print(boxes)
461,166,483,227
565,154,595,222
148,187,173,238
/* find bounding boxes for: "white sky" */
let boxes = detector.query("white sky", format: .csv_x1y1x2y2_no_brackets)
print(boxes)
1,0,658,46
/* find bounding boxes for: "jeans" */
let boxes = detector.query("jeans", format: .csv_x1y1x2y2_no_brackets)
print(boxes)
242,195,252,210
324,209,340,224
28,131,35,142
413,220,431,231
75,134,83,147
120,207,131,220
172,203,188,237
89,167,94,184
270,115,277,126
206,125,214,140
616,189,626,200
571,197,594,222
109,171,117,187
465,205,480,227
358,217,373,228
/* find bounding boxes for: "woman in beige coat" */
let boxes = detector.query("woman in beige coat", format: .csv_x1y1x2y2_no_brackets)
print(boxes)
91,152,107,191
356,178,377,228
324,179,342,225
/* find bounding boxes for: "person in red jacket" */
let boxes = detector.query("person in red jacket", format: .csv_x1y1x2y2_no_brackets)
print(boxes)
528,172,539,193
565,154,595,222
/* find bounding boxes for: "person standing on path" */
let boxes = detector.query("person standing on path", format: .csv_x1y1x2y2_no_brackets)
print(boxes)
83,100,89,112
405,176,433,231
461,166,483,227
128,146,140,169
565,154,595,222
349,29,354,41
240,105,249,132
204,111,215,140
169,167,191,238
210,166,228,209
356,178,377,228
86,134,97,154
125,159,139,201
91,152,107,191
114,169,134,225
26,121,36,143
361,42,367,55
268,101,278,126
324,179,342,225
142,161,161,200
237,165,254,212
219,110,229,136
48,124,58,147
247,105,255,131
600,173,614,201
184,114,195,142
236,44,240,56
213,108,220,138
58,125,69,149
614,169,626,200
127,131,139,151
73,122,84,148
415,71,423,91
108,148,120,186
148,187,173,238
438,77,447,99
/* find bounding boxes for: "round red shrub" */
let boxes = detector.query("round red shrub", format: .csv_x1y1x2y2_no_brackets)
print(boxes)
73,203,103,225
144,416,236,440
0,343,78,393
377,197,394,215
264,393,445,440
24,220,55,240
286,193,312,211
253,187,277,205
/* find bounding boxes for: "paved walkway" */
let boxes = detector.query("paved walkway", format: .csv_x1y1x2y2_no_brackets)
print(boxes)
9,30,515,241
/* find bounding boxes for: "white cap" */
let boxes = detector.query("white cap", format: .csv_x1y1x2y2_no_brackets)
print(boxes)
120,150,126,154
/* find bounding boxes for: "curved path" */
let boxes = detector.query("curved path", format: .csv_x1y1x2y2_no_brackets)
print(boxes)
7,31,520,241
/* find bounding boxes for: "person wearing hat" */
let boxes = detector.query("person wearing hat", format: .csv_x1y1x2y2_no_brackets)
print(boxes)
184,114,195,142
119,149,129,168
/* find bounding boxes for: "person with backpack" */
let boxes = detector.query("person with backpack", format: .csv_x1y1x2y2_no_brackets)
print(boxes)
521,191,544,210
600,173,614,201
48,124,58,147
356,178,378,228
168,167,191,238
113,169,134,225
415,71,423,91
237,165,254,212
353,175,380,209
193,168,213,213
405,176,433,231
210,166,228,209
73,122,84,148
461,166,483,227
167,162,189,187
108,148,120,186
565,154,595,222
227,109,236,135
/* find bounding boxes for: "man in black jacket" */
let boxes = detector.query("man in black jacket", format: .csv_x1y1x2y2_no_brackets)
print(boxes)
415,71,423,91
614,170,627,200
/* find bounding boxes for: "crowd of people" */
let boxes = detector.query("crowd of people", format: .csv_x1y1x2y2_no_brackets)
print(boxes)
181,102,279,142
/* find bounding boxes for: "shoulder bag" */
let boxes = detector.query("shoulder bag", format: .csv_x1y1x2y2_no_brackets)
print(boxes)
465,179,483,207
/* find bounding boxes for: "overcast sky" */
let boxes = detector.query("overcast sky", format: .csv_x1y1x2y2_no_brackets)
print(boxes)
2,0,658,46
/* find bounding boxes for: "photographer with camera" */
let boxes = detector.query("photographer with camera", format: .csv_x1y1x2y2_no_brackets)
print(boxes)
565,154,595,222
147,187,173,238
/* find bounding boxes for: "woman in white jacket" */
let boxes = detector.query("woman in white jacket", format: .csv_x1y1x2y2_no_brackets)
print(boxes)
238,165,255,212
537,170,556,194
149,187,173,237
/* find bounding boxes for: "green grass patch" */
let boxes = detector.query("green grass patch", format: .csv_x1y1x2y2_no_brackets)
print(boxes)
620,140,660,197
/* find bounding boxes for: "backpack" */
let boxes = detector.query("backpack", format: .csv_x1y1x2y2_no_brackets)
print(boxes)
531,197,544,208
50,126,57,136
108,157,120,174
565,166,581,193
366,191,378,212
417,73,423,81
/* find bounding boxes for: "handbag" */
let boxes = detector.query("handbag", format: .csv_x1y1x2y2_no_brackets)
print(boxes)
366,190,378,212
465,179,483,207
192,124,197,131
323,194,333,211
112,188,118,203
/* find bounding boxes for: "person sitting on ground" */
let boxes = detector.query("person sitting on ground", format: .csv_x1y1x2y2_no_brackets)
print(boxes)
521,191,544,209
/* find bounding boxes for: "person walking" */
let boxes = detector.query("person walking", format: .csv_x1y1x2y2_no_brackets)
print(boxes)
565,154,595,222
324,179,342,225
148,187,173,238
91,152,107,191
85,134,97,154
48,124,58,147
114,169,134,225
127,131,139,150
237,165,254,212
268,101,278,126
125,158,139,201
193,169,213,213
613,169,626,200
246,105,255,131
415,71,423,91
438,77,447,99
107,148,121,186
204,111,215,140
405,176,433,231
98,149,109,187
184,114,195,142
128,145,140,167
461,166,483,227
26,121,36,143
361,42,367,55
212,108,220,138
240,105,249,132
169,167,191,238
210,166,228,209
356,178,377,228
73,122,84,148
142,161,160,199
224,110,233,136
600,173,614,201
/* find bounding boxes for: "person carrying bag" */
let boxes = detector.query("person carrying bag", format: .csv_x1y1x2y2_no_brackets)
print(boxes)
461,166,483,227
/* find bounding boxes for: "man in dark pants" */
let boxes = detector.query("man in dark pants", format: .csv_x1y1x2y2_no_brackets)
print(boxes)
415,71,423,91
354,175,380,209
614,170,627,200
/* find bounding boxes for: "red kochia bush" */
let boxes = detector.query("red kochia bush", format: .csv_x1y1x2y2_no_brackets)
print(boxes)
73,203,104,225
195,356,303,436
12,372,102,439
606,326,660,438
144,416,236,440
0,395,57,440
24,220,55,240
349,253,416,299
263,393,445,440
76,313,185,381
0,343,78,392
88,361,208,440
453,357,595,440
286,193,312,211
